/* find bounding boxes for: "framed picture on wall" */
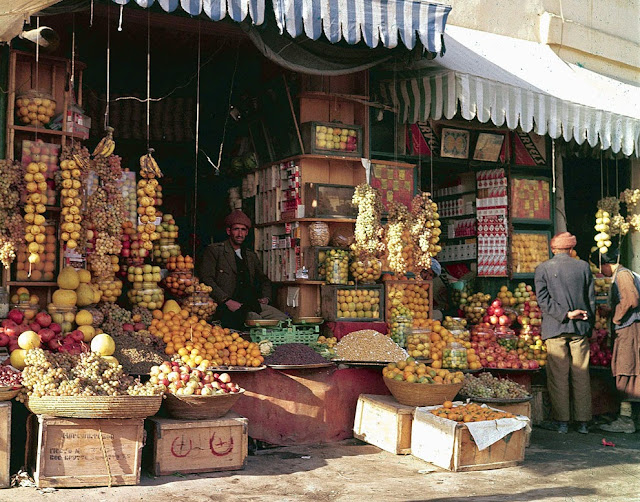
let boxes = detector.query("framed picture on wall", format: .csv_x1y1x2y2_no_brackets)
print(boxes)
473,133,505,162
440,128,470,159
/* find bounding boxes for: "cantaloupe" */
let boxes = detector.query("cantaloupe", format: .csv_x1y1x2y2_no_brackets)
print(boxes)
57,267,79,290
52,289,77,308
75,309,93,326
163,299,181,314
77,325,96,342
75,283,95,307
18,330,41,350
77,269,92,284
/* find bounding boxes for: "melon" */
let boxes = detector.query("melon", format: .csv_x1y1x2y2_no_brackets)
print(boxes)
18,330,41,350
57,267,80,290
52,289,77,308
75,309,94,326
10,349,27,370
163,299,181,314
77,269,92,284
77,325,96,342
91,333,115,356
76,283,95,307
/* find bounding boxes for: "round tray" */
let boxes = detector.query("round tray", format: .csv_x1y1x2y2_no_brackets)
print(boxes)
207,365,266,372
485,367,541,373
245,319,280,327
164,390,244,420
268,362,334,370
25,395,162,419
459,394,532,404
292,317,324,325
332,359,389,367
0,386,22,402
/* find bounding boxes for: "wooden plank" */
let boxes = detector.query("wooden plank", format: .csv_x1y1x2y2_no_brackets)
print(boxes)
30,416,144,488
353,394,414,455
0,403,11,488
147,413,248,476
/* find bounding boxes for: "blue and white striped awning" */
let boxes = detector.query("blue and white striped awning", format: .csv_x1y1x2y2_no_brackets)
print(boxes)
110,0,451,52
272,0,451,51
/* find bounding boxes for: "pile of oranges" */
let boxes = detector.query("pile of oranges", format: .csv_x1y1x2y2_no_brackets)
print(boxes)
431,401,515,422
411,319,481,370
149,309,264,368
383,358,463,385
166,255,194,272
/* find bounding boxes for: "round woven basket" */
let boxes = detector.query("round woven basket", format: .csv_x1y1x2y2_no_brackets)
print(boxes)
164,390,244,420
0,387,22,402
25,395,162,419
384,378,463,407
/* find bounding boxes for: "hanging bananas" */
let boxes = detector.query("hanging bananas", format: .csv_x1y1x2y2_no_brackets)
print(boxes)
139,148,163,179
92,126,116,158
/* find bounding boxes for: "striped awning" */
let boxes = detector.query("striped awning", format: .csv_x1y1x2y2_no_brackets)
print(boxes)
272,0,451,51
379,26,640,156
109,0,451,52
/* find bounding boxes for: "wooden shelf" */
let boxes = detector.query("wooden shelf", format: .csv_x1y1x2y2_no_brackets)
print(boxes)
274,280,325,285
11,125,87,140
434,190,476,201
258,154,363,171
256,217,356,228
45,205,61,212
7,281,57,287
297,92,370,102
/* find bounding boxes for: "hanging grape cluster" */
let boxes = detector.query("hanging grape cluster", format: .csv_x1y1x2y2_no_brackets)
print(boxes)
0,160,25,268
409,192,442,270
352,184,385,259
386,203,412,274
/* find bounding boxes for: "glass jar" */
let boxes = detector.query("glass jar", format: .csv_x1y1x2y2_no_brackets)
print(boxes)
389,314,412,347
309,221,330,247
182,295,217,320
47,305,77,333
0,288,9,319
443,316,468,331
128,282,164,310
98,279,123,303
449,328,470,342
153,243,180,266
406,327,431,359
324,250,349,285
163,270,195,298
443,341,468,370
496,327,518,351
350,257,382,284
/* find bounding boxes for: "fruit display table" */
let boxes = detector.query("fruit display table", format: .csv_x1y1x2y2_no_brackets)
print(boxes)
323,321,388,340
232,367,389,446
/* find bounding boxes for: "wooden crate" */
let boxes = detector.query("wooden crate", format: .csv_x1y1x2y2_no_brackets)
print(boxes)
353,394,414,455
384,280,432,321
530,384,550,425
146,412,248,476
482,401,532,447
411,408,526,472
321,284,384,322
0,403,11,488
26,415,144,488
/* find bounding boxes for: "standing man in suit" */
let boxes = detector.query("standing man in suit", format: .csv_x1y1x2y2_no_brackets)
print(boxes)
535,231,595,434
200,210,287,330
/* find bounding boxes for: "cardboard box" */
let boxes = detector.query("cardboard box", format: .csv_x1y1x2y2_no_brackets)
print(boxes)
411,408,526,472
353,394,414,455
27,415,144,488
146,412,248,476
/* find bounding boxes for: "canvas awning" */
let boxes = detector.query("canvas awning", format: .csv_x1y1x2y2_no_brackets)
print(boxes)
0,0,61,41
379,25,640,156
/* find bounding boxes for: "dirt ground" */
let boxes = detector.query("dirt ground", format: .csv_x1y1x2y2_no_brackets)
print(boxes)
2,426,639,502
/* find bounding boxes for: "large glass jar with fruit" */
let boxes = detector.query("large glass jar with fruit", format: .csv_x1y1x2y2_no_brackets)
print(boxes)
163,271,194,298
309,221,330,247
47,305,77,334
324,250,349,285
496,327,518,351
389,314,412,347
442,316,468,331
97,279,122,303
153,243,181,266
350,257,382,284
406,327,431,360
449,328,470,342
443,341,468,370
0,288,9,319
15,90,56,127
128,282,164,310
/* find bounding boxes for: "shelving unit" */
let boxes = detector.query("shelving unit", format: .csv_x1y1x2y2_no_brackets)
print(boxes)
1,50,86,303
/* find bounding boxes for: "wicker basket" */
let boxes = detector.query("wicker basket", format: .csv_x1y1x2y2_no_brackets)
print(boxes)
25,395,162,418
164,390,244,420
0,387,22,402
384,378,463,407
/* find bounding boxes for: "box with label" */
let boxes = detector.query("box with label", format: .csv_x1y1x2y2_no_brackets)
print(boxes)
300,121,362,157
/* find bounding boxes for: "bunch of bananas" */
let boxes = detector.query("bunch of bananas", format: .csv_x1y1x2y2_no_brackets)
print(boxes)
139,148,163,179
23,161,48,265
92,126,116,158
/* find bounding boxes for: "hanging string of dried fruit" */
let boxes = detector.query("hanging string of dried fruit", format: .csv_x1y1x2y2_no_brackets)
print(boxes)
137,149,163,246
0,160,26,268
385,202,412,275
409,192,442,270
58,144,89,252
352,184,384,260
23,159,48,269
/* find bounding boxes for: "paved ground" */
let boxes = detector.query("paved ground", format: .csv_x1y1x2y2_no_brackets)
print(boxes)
3,426,639,502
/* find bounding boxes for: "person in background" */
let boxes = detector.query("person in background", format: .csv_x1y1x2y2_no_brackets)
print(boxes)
535,232,595,434
200,210,287,330
595,249,640,434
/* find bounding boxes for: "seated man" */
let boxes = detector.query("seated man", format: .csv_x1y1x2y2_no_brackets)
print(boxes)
200,210,287,330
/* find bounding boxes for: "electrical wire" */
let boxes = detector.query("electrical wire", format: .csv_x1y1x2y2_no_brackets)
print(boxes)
192,21,201,260
104,5,111,129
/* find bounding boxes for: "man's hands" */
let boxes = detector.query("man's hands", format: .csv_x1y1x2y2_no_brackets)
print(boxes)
258,298,269,305
225,300,243,312
567,309,588,320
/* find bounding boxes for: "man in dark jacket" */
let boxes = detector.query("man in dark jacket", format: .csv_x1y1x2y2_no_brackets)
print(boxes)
534,231,595,434
200,210,287,330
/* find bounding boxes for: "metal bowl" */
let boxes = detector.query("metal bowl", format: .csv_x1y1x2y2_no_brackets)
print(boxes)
245,319,280,327
292,316,324,325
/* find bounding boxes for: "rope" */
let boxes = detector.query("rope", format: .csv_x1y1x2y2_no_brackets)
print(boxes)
118,4,124,32
146,9,150,150
600,152,604,200
551,139,556,193
98,428,113,488
104,6,111,130
70,15,76,147
192,22,202,261
90,0,94,27
35,17,39,143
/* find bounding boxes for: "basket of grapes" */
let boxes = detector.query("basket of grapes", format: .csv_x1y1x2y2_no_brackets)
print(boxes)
459,372,532,404
20,349,164,418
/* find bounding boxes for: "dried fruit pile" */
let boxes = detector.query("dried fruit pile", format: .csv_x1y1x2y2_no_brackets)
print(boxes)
264,343,328,365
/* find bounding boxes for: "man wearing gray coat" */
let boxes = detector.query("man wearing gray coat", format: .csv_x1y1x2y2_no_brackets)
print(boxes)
200,210,287,330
